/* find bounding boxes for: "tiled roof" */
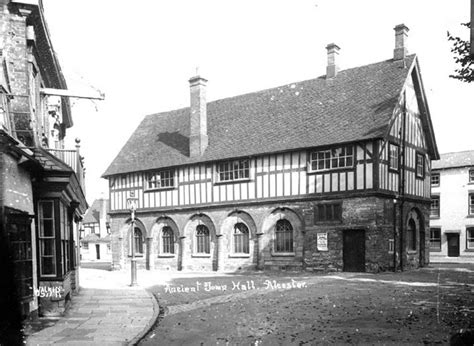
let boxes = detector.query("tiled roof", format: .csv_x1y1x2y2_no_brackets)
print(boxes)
81,233,111,243
103,55,417,177
82,233,99,242
32,147,74,173
432,150,474,170
83,198,109,224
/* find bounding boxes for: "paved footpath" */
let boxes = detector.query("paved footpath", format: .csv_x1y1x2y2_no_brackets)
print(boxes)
26,268,158,345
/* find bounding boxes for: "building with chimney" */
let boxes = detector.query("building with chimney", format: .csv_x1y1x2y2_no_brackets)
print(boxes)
80,198,111,262
103,24,438,273
0,0,88,325
429,150,474,262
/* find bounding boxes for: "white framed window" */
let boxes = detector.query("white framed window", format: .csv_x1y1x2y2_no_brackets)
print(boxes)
416,152,425,179
38,201,56,277
469,194,474,215
217,159,250,182
431,196,440,218
431,172,440,186
309,146,353,172
470,169,474,183
430,228,441,251
388,239,394,253
146,169,174,190
389,143,399,171
467,228,474,249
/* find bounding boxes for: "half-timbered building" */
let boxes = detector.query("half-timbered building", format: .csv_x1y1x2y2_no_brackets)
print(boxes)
103,24,439,273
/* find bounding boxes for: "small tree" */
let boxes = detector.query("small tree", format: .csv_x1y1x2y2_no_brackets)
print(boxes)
447,22,473,83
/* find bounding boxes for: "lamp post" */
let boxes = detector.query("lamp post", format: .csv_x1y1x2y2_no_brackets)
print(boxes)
127,195,139,286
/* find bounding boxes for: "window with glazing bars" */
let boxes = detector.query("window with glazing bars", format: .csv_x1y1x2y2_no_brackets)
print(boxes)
430,196,440,217
416,153,425,178
147,170,174,189
275,219,293,253
233,223,249,254
430,228,441,250
38,201,56,276
196,225,210,254
7,215,33,299
470,169,474,183
162,226,174,254
389,143,399,171
310,146,353,171
314,203,342,223
133,228,144,255
431,173,440,186
469,194,474,215
217,159,249,182
467,228,474,249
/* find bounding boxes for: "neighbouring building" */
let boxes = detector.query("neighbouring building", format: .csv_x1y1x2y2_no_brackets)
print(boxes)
103,24,438,273
0,0,87,323
80,198,111,262
430,150,474,262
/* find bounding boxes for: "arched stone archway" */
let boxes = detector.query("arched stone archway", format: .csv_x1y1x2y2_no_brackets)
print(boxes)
220,210,258,271
405,208,425,268
150,216,181,270
116,218,148,270
182,214,217,271
260,208,304,269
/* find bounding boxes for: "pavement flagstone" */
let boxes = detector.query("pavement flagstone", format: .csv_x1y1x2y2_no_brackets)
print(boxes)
25,267,159,345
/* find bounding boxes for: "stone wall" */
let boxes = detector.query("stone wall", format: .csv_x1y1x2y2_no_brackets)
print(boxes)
38,271,72,317
109,195,430,273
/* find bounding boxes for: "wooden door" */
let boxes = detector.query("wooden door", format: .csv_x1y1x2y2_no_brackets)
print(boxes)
96,244,100,260
447,234,460,257
343,230,366,272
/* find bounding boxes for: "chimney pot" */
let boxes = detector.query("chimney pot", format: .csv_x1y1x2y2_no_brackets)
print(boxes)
393,24,409,60
189,75,208,157
326,43,340,79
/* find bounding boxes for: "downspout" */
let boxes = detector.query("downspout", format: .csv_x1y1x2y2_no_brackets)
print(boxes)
399,91,407,271
393,199,397,271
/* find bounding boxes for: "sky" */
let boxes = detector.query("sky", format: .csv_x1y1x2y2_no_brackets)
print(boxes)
41,0,473,204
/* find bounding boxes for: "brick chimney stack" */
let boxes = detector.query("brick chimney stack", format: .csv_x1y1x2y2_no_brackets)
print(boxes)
326,43,340,79
189,75,208,157
393,24,409,60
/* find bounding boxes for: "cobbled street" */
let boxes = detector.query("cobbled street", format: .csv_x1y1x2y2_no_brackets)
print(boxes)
140,264,474,345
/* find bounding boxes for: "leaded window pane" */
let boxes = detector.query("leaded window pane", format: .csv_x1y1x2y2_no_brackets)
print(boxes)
234,223,249,254
162,226,174,254
389,144,399,170
275,219,293,253
430,228,441,250
217,159,250,182
467,228,474,249
310,146,354,172
430,197,440,217
133,228,144,254
196,225,210,254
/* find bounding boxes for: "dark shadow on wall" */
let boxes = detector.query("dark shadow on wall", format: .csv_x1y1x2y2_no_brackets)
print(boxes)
0,221,24,345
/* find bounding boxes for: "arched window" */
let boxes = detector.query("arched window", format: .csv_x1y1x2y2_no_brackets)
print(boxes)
233,223,249,254
162,226,174,254
133,228,144,255
196,225,210,254
407,219,416,251
275,219,293,253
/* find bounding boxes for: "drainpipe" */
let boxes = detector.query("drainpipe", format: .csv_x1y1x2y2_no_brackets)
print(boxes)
399,91,407,271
